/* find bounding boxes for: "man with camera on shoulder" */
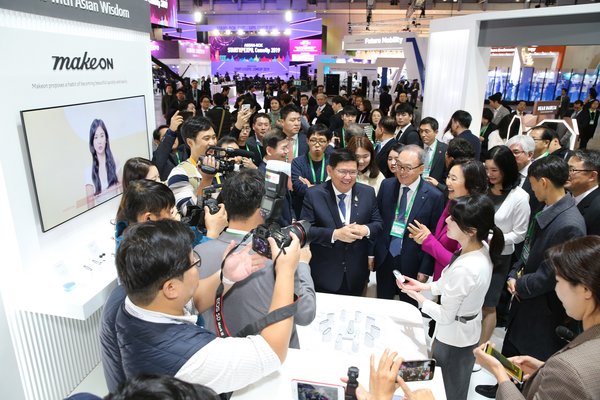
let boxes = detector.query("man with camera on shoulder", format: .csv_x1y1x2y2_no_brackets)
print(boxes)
194,169,316,348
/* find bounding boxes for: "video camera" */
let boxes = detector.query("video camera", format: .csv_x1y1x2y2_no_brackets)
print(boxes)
199,146,255,176
180,184,222,231
252,166,311,258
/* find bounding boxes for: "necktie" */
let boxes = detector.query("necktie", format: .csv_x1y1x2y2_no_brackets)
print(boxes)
338,193,347,222
424,146,431,167
303,106,307,116
287,136,295,190
389,186,410,257
375,143,381,154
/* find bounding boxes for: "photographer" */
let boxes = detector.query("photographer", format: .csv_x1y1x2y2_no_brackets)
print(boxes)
152,111,190,181
103,219,301,394
195,169,315,348
217,136,257,171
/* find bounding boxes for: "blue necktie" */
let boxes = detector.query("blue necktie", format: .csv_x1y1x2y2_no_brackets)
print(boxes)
375,143,381,154
338,193,347,222
389,186,410,257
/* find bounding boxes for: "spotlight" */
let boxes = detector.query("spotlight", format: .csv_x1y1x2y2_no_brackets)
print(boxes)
283,28,291,35
225,29,232,35
212,29,220,35
194,11,202,23
237,29,244,35
285,10,293,22
258,28,267,35
271,28,280,35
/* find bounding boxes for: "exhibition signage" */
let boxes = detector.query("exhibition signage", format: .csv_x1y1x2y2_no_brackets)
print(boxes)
342,33,413,51
210,35,290,63
533,100,560,115
290,39,322,62
149,0,177,28
0,0,150,33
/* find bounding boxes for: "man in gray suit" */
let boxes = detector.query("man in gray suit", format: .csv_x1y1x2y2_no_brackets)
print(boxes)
194,169,316,348
418,116,448,185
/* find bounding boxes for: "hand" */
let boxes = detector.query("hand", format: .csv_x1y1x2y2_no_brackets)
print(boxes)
473,342,511,384
299,246,312,264
507,278,517,295
424,176,439,187
241,157,257,169
407,220,431,245
334,224,363,243
368,257,375,271
269,233,300,275
204,204,228,239
299,176,314,188
169,110,183,132
417,273,429,283
367,349,402,400
350,223,369,238
198,155,217,179
398,275,428,292
509,355,544,380
222,241,267,284
234,107,253,129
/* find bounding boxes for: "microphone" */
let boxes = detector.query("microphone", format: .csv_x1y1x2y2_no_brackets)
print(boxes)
555,326,575,343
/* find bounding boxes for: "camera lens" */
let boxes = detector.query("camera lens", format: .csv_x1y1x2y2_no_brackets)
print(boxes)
284,220,312,247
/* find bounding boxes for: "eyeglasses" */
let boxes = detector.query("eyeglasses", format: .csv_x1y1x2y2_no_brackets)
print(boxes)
530,137,545,142
511,149,525,156
397,163,423,173
309,139,328,145
569,168,594,174
240,126,251,131
190,251,201,269
335,169,358,176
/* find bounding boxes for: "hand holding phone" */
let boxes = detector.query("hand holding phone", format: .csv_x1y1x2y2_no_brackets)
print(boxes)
484,344,524,383
393,270,406,283
398,359,436,382
241,103,251,112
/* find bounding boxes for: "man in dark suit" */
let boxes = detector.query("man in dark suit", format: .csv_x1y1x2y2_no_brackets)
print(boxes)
300,149,383,296
313,93,334,127
299,94,316,124
206,93,231,138
308,88,318,109
379,86,393,116
331,105,358,148
419,117,448,184
245,113,271,166
161,83,176,121
186,79,202,109
566,149,600,235
375,145,445,303
555,88,571,119
576,99,599,149
328,96,347,138
280,104,309,160
449,109,481,161
393,103,422,146
374,117,398,178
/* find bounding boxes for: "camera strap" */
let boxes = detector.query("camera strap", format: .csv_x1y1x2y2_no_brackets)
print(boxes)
213,232,299,338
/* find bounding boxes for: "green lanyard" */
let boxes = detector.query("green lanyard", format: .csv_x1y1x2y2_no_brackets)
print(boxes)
175,152,181,165
426,140,438,170
480,125,487,136
256,143,262,158
525,211,541,241
308,155,326,184
541,151,550,158
395,182,420,222
341,128,346,148
293,136,299,158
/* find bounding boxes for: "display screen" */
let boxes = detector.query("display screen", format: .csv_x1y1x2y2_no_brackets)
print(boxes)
297,382,340,400
210,35,289,63
398,360,434,381
290,39,322,62
21,96,149,231
150,0,178,28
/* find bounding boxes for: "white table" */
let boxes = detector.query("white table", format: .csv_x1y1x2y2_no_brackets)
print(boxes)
232,293,446,399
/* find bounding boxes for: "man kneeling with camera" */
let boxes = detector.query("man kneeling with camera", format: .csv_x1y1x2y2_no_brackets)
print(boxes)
195,168,316,348
111,219,302,394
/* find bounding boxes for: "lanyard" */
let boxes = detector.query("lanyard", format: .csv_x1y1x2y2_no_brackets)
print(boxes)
292,136,299,158
395,182,420,222
341,128,346,148
256,143,262,158
525,211,541,241
175,152,181,164
308,155,326,184
541,151,550,158
426,141,438,170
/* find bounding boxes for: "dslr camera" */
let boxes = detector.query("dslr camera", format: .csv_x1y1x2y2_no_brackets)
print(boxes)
199,146,256,177
252,168,311,258
180,184,221,231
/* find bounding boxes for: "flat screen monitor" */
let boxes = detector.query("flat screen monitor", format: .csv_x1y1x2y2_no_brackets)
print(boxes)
21,95,149,232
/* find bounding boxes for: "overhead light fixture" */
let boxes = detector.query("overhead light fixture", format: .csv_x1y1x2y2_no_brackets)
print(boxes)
271,28,280,35
225,29,232,35
237,29,245,35
284,10,292,22
194,11,202,23
212,29,220,35
284,28,291,35
258,28,267,35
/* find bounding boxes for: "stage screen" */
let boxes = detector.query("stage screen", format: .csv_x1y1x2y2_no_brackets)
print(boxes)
21,96,149,232
150,0,178,28
290,39,322,62
210,35,289,63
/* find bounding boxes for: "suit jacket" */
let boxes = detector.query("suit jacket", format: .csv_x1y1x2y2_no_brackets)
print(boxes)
379,93,393,115
374,178,445,278
375,138,398,179
576,108,600,138
289,133,310,159
206,107,232,138
506,194,586,361
300,181,383,293
395,124,422,146
424,140,448,184
245,135,264,167
291,154,327,219
186,88,203,108
577,187,600,235
308,95,317,109
457,130,482,161
315,104,334,127
328,111,344,139
497,324,600,400
555,94,571,118
300,104,316,123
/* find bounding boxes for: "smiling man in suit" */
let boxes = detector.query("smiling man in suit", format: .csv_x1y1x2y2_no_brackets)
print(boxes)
300,149,383,296
394,103,422,146
566,149,600,235
375,145,444,303
419,117,448,185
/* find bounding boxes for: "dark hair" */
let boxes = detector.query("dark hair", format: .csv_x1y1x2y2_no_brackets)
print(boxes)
120,179,175,224
449,195,504,269
328,148,357,168
574,100,584,106
263,127,287,149
528,155,569,187
212,93,227,107
122,157,154,192
572,149,600,183
546,236,600,312
487,146,520,193
280,103,301,121
217,136,238,148
307,123,332,140
488,93,502,102
89,119,119,195
200,95,211,104
449,159,489,195
379,116,397,135
332,96,348,107
116,219,194,305
347,135,379,178
221,169,265,221
341,105,359,117
270,97,282,108
252,112,271,126
531,125,558,142
300,94,309,101
279,92,293,106
451,110,472,129
419,117,438,132
362,99,373,114
482,108,494,123
393,102,414,117
105,374,219,400
181,116,214,141
447,137,476,160
153,125,169,142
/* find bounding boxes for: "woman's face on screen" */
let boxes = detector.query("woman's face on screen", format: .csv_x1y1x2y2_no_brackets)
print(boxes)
93,126,107,155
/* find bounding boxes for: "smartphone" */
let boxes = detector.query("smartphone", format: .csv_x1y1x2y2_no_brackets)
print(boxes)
241,103,251,112
291,379,345,400
398,359,436,382
484,344,524,383
393,269,406,283
179,110,193,121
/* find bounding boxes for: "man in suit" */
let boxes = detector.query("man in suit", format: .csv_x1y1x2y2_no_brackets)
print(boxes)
375,145,445,303
576,99,599,149
328,95,347,137
374,116,398,178
161,83,176,121
419,117,448,184
450,109,481,161
308,88,318,109
331,105,358,148
313,93,334,127
489,93,510,126
206,93,232,138
299,94,316,125
187,79,202,109
194,169,316,348
555,88,571,119
506,135,542,215
566,149,600,235
245,113,271,166
514,100,527,117
280,104,309,160
394,103,422,146
379,86,393,116
570,100,584,119
198,95,211,118
300,149,383,296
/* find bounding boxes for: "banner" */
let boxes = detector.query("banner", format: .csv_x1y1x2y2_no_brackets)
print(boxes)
150,0,177,28
210,35,289,63
290,39,322,62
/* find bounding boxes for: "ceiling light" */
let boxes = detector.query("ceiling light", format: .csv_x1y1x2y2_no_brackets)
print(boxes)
225,29,232,35
259,28,267,35
285,10,293,22
212,29,220,35
194,11,202,23
271,28,280,35
284,28,291,35
237,29,245,35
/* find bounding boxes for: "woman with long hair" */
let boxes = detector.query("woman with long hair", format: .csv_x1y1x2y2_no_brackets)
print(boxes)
85,118,120,207
347,135,385,194
357,99,372,124
399,194,505,400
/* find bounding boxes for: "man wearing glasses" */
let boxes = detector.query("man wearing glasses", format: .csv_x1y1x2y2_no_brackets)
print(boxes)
300,149,383,296
507,135,541,216
566,149,600,235
374,144,444,303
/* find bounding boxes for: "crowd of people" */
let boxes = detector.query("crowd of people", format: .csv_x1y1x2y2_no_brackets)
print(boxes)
84,79,600,400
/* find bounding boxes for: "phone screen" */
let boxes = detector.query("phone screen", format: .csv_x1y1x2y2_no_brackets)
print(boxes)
242,103,251,111
296,382,341,400
485,345,524,383
398,359,435,382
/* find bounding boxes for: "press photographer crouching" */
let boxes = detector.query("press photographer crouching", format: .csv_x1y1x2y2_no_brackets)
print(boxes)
195,168,316,348
103,218,302,394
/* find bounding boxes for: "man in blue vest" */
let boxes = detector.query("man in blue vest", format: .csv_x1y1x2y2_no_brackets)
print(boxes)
105,219,301,394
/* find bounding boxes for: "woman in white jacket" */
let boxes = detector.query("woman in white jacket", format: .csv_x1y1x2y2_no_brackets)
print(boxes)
399,195,505,400
483,146,530,345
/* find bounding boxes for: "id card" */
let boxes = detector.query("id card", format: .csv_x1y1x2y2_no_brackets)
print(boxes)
422,168,430,179
390,221,407,238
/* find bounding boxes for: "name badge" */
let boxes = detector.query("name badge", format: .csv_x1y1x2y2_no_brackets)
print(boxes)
422,168,430,179
391,221,407,238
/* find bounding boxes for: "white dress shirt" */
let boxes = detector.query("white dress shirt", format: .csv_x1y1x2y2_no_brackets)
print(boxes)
494,186,531,255
332,184,352,225
574,185,599,205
